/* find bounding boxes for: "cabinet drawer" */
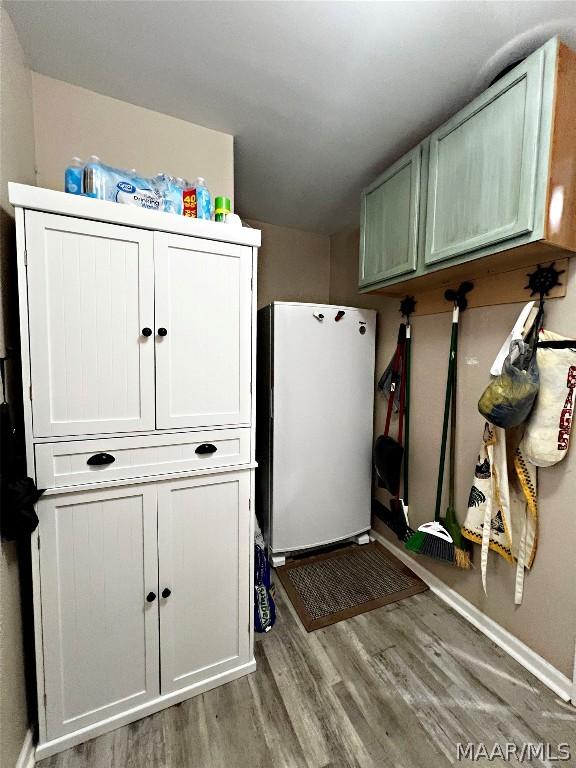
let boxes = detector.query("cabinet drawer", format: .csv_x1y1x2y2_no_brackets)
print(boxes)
35,429,251,488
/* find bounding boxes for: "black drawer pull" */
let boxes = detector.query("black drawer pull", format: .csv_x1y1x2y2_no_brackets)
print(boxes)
195,443,217,455
87,453,116,466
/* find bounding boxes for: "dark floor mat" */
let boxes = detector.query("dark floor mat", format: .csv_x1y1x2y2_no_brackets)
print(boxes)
277,541,428,631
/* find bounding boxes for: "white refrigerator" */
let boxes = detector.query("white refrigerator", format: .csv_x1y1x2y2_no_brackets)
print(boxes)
257,302,376,566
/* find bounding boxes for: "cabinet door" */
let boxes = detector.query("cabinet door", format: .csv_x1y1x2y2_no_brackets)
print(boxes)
157,471,251,695
154,233,252,429
359,146,421,286
26,212,155,437
424,47,545,265
39,485,159,740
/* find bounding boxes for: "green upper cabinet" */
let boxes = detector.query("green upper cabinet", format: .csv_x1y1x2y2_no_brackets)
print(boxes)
359,145,421,287
358,37,576,295
424,44,547,266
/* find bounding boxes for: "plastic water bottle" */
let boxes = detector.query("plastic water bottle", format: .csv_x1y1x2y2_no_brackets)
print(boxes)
83,156,103,198
154,173,184,215
196,178,212,220
64,157,83,195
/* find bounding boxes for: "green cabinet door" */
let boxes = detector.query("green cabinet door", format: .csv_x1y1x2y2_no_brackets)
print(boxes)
359,146,421,287
424,44,547,266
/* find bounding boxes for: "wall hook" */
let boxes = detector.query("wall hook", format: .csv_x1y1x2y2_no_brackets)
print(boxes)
444,281,474,311
525,262,565,310
399,295,416,321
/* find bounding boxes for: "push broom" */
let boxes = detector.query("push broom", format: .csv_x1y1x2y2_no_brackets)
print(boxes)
405,283,473,567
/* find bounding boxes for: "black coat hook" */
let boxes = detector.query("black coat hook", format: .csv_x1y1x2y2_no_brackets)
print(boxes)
399,295,416,321
525,262,565,310
444,281,474,311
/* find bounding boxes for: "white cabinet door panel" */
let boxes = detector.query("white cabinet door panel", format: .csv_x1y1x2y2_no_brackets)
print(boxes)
158,471,250,694
26,212,155,437
39,485,159,740
154,233,252,429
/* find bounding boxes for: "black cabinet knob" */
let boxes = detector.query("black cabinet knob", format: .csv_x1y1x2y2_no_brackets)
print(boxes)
195,443,217,455
141,327,152,337
87,453,115,466
157,327,168,337
146,592,156,603
162,588,171,599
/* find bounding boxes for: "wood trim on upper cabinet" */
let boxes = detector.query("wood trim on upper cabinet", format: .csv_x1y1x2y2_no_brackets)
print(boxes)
544,42,576,251
371,240,567,297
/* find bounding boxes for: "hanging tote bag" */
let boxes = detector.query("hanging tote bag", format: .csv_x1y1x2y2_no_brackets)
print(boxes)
522,330,576,467
478,340,539,429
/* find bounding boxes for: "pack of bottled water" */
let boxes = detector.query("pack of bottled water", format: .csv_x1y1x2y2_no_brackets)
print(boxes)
65,156,212,219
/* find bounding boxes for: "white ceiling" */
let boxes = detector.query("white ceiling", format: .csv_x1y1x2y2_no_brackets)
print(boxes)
6,1,576,234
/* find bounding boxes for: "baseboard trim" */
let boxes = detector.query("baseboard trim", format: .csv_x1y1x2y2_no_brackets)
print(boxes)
371,529,574,704
15,729,35,768
35,658,256,760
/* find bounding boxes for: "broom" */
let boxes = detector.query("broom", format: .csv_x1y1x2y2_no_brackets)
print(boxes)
438,302,471,569
405,290,472,567
405,310,457,563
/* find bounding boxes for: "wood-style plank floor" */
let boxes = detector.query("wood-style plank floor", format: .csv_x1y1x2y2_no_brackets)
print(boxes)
39,584,576,768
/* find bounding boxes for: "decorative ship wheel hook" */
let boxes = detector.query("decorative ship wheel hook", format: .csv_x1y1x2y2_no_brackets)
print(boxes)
399,295,416,322
525,262,565,310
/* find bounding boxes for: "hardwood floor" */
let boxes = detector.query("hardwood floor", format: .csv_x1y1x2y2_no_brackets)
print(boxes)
39,584,576,768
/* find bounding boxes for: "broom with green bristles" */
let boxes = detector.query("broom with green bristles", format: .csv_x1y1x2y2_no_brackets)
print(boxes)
438,291,471,569
405,284,472,568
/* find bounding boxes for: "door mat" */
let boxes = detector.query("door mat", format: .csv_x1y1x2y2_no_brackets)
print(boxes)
277,541,428,631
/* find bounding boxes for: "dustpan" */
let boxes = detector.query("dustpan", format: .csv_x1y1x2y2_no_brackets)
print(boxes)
374,324,406,495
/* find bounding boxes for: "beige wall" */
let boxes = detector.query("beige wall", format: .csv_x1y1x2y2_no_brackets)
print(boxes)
330,228,576,679
249,219,330,309
31,72,234,205
0,5,36,765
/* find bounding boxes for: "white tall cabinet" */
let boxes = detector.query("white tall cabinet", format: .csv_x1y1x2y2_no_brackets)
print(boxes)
9,184,260,760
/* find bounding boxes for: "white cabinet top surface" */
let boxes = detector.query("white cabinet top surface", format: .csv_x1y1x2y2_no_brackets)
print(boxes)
8,183,261,247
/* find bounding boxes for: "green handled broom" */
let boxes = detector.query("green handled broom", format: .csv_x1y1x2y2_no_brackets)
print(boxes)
438,294,471,569
405,311,457,563
405,283,473,568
